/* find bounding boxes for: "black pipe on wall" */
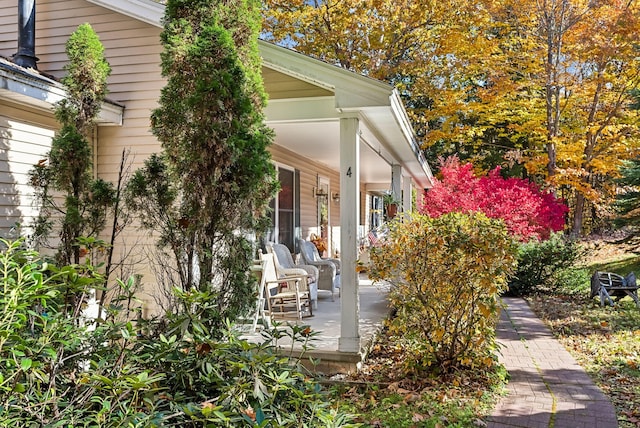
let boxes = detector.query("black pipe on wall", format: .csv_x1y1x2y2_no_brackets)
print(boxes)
13,0,38,69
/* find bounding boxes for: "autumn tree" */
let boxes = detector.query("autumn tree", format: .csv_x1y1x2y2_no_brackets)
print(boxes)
30,24,115,265
262,0,490,141
127,0,277,330
263,0,640,236
528,0,640,236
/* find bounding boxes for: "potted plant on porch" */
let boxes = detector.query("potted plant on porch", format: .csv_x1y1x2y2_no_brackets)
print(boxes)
383,193,400,220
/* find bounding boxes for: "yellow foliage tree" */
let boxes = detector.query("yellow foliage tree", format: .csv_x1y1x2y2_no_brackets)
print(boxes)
517,0,640,235
263,0,640,236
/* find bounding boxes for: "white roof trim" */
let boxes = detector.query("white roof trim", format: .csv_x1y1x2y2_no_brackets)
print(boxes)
0,65,124,125
389,90,433,185
86,0,164,27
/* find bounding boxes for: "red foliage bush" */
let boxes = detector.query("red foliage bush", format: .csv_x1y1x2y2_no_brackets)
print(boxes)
419,157,568,241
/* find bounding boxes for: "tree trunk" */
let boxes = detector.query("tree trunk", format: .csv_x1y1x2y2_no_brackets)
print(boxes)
571,191,585,238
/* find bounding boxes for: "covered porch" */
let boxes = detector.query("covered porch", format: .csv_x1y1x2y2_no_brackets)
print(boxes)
241,274,391,374
260,40,433,355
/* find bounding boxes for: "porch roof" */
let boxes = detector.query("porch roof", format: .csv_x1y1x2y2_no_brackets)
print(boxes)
0,57,124,125
86,0,434,189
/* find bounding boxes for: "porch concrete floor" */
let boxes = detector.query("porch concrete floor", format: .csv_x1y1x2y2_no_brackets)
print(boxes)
240,274,391,374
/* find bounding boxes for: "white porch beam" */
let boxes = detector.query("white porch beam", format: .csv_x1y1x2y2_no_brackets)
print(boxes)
339,117,360,353
402,174,413,213
391,164,402,209
264,97,337,122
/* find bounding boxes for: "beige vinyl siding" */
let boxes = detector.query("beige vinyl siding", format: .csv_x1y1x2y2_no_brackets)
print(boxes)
269,143,371,256
0,1,17,56
270,144,335,249
0,0,164,179
0,101,57,238
7,0,166,311
28,0,164,182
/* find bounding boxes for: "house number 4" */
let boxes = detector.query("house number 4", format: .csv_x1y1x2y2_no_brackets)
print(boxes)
346,167,352,177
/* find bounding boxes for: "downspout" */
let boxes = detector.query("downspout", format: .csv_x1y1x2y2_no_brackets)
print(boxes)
13,0,38,69
93,127,99,180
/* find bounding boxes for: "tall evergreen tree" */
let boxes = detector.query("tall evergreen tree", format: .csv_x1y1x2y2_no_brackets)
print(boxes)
614,89,640,243
127,0,277,330
30,24,115,265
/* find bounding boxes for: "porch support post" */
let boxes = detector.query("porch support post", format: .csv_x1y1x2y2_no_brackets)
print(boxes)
391,164,402,209
339,116,360,353
402,174,412,213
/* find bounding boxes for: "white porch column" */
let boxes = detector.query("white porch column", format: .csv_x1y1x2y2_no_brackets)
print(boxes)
402,174,413,213
339,117,360,353
391,164,402,210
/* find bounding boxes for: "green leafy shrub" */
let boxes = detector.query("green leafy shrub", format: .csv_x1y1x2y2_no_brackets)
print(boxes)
0,239,356,427
507,233,582,296
0,238,159,425
369,212,517,374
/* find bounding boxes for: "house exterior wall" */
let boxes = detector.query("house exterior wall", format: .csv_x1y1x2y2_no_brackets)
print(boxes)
0,2,18,54
0,0,164,310
0,0,163,178
0,0,378,315
269,143,340,254
0,100,57,238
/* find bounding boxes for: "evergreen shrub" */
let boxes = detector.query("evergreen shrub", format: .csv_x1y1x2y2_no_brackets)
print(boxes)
507,233,582,296
0,240,357,427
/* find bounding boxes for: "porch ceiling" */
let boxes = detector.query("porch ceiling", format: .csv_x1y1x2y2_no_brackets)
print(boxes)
260,42,433,190
267,120,393,187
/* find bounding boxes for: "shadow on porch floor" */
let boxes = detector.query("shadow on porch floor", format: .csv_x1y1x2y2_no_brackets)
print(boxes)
240,274,391,375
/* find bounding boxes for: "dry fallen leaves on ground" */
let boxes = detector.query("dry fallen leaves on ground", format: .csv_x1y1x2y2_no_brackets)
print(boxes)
528,294,640,428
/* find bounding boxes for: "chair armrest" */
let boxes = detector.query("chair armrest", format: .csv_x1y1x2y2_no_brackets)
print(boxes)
305,259,336,277
323,258,340,274
280,267,311,278
265,276,304,293
293,264,318,282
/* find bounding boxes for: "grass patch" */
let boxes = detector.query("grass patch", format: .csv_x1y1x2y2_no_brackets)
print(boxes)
528,249,640,428
590,255,640,277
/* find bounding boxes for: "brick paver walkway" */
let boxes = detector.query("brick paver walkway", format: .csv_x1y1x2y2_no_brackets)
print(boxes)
485,297,618,428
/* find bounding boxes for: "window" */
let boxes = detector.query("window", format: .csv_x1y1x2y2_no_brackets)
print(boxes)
267,165,300,252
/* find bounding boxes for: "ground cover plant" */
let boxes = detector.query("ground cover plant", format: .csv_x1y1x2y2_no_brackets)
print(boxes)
507,233,583,296
527,241,640,427
0,239,357,426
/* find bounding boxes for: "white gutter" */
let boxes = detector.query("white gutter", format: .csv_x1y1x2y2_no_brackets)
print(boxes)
389,89,433,187
0,63,124,125
86,0,164,27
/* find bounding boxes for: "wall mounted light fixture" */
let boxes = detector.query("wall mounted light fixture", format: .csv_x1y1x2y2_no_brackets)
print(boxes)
332,192,340,203
313,187,328,198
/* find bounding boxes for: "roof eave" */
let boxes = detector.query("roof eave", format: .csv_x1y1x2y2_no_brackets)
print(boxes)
86,0,164,27
389,90,433,188
0,64,124,125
